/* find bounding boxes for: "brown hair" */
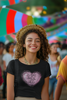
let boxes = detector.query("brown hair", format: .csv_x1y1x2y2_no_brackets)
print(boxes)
15,24,50,61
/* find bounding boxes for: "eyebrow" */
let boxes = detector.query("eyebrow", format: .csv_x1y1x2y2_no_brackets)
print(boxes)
27,38,40,40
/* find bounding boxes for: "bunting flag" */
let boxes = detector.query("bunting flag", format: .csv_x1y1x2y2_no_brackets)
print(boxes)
0,8,33,37
0,8,67,37
0,8,46,37
0,34,15,43
47,24,67,37
0,0,27,7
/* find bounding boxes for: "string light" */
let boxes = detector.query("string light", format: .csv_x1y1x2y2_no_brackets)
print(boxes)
43,6,47,10
43,11,47,14
34,11,40,16
64,0,67,2
64,7,67,10
26,7,30,10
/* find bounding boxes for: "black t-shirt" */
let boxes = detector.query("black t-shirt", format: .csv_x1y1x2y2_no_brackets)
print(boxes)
6,59,51,99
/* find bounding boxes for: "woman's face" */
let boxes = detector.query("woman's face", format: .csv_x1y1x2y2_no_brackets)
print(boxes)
50,44,57,54
0,46,4,54
24,32,41,53
9,44,14,52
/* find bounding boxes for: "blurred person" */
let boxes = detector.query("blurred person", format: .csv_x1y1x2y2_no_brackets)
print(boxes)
54,55,67,100
48,43,61,100
0,42,5,73
0,42,4,89
6,24,51,100
0,66,3,86
60,44,67,59
2,42,14,100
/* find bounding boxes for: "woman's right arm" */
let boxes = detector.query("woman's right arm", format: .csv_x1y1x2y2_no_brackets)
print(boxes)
7,73,14,100
3,61,6,70
54,77,64,100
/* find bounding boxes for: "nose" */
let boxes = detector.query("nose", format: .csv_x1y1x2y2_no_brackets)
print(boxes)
32,40,36,44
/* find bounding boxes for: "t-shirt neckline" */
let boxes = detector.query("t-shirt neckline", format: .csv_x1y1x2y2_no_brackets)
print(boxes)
17,59,41,66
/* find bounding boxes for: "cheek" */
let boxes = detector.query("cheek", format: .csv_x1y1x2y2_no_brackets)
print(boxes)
36,43,41,49
26,43,30,46
39,44,41,48
50,48,52,51
25,43,30,48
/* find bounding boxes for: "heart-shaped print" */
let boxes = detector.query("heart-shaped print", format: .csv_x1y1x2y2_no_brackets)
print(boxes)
21,71,41,86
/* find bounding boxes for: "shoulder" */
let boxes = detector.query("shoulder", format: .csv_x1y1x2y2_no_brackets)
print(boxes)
8,60,15,65
41,60,51,77
62,55,67,65
58,56,67,71
3,53,10,58
41,59,50,67
3,53,7,60
8,59,18,65
6,60,16,75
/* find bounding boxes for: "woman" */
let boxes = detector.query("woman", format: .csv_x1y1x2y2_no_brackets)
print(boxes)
54,55,67,100
48,43,61,100
6,24,51,100
2,42,14,100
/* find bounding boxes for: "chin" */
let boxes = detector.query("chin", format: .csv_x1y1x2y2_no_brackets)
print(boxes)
29,50,38,53
30,51,37,53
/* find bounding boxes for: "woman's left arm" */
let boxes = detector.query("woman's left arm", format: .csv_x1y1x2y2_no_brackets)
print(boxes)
41,77,49,100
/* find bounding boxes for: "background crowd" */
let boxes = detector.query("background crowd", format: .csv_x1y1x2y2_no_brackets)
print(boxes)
0,39,67,100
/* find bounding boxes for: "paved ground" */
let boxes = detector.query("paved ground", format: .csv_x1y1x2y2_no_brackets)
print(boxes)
0,84,67,100
59,85,67,100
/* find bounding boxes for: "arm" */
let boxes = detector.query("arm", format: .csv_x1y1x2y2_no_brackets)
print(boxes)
3,61,7,70
54,77,64,100
7,73,14,100
41,77,49,100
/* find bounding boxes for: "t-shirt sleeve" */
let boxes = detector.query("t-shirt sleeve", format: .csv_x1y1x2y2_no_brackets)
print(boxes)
2,54,6,61
45,62,51,78
56,56,67,82
6,60,15,75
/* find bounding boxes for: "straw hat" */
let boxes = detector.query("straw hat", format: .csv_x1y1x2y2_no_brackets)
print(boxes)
16,24,47,43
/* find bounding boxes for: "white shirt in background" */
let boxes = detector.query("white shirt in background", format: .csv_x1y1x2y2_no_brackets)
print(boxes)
3,53,14,67
48,56,59,78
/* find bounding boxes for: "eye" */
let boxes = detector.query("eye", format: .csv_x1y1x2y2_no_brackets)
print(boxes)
28,40,32,42
36,39,40,42
36,41,40,42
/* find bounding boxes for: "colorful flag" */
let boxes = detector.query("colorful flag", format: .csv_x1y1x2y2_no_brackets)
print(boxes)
0,0,27,7
0,8,46,37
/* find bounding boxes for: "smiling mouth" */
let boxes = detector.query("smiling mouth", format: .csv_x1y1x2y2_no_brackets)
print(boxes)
30,47,37,49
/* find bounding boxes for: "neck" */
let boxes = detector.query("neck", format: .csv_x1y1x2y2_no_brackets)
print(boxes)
0,53,2,55
9,51,14,56
25,52,37,64
9,51,13,54
50,53,56,56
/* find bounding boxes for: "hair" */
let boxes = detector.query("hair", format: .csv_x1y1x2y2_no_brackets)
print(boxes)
56,42,61,47
61,43,67,50
6,42,14,52
50,43,61,66
15,24,50,61
0,42,5,47
50,43,56,46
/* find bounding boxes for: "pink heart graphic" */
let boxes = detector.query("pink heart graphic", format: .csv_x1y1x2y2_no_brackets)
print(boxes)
21,71,41,86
